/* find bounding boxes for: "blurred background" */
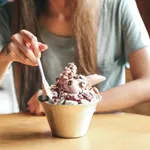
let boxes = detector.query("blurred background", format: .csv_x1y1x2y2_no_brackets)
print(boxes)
0,0,150,114
0,0,13,5
0,0,19,114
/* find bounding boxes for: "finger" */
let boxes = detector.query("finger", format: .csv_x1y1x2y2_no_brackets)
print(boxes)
27,98,37,106
35,105,45,116
12,48,37,66
86,74,106,86
20,30,41,58
27,99,33,105
11,33,38,64
38,42,48,52
35,111,45,116
20,55,38,66
26,107,30,112
26,106,35,114
27,90,42,106
30,108,35,115
7,40,34,66
35,108,45,116
26,106,34,113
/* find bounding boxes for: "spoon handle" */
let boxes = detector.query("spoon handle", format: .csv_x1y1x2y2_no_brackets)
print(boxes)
37,58,52,99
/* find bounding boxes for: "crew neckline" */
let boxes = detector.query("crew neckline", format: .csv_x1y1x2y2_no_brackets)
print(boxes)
40,26,74,48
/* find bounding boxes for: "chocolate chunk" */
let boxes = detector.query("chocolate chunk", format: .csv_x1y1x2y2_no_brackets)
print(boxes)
68,80,73,86
79,82,85,88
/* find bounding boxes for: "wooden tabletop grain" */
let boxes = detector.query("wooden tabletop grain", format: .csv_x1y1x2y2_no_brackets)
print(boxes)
0,113,150,150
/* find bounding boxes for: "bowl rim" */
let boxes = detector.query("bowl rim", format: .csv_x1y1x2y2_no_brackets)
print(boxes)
38,97,101,107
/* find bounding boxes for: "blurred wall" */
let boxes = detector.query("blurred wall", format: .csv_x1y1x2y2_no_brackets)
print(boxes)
136,0,150,35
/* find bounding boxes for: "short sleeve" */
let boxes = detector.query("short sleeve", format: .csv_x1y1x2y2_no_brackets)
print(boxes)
121,0,150,60
0,5,11,51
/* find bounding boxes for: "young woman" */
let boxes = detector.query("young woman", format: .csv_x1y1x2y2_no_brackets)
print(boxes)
0,0,150,115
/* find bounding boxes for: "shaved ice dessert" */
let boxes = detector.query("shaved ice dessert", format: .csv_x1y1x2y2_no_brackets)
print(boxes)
40,62,105,105
38,62,105,138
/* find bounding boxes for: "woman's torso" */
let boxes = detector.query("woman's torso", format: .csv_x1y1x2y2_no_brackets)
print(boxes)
41,0,126,92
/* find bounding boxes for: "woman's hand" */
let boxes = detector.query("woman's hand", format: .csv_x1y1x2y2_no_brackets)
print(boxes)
2,29,47,66
26,90,45,116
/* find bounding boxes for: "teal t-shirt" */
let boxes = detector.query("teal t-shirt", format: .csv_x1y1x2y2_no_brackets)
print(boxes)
40,0,150,92
0,0,150,93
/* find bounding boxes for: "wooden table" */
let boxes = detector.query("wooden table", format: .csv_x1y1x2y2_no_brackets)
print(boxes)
0,113,150,150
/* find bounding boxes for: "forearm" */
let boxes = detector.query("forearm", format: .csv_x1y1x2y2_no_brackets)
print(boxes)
96,78,150,112
0,48,12,83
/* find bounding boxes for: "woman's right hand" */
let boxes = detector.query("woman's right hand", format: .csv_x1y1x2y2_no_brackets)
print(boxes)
2,29,48,66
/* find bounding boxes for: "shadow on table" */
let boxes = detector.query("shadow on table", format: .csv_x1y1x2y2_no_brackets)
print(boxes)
1,130,55,141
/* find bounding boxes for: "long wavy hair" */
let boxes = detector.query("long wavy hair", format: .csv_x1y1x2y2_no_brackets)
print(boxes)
12,0,100,111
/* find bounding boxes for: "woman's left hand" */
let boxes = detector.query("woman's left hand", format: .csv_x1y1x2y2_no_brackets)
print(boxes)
26,90,45,116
